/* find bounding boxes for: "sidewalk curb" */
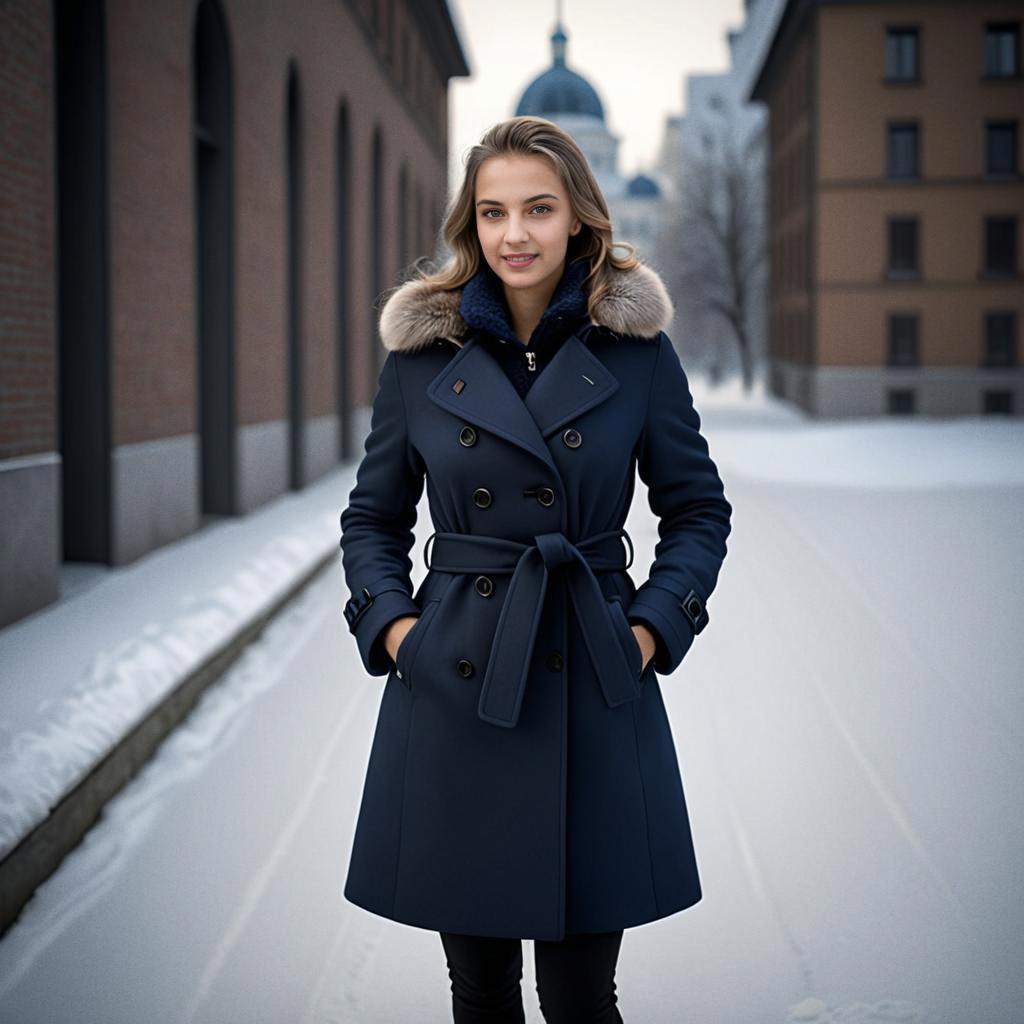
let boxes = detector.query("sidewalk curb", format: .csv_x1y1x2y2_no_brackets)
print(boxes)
0,544,338,940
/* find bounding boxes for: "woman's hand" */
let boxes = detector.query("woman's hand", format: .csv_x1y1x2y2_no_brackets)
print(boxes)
631,622,657,673
385,615,420,666
387,616,656,673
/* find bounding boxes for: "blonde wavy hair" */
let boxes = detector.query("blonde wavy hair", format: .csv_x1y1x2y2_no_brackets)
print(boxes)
402,115,640,316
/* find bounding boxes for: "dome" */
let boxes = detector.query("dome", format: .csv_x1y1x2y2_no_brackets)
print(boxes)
514,22,605,123
626,173,661,198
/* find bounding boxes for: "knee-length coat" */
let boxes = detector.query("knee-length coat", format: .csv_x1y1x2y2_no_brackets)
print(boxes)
339,260,732,940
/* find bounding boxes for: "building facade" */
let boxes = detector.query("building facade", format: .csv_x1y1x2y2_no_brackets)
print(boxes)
750,0,1023,417
0,0,468,629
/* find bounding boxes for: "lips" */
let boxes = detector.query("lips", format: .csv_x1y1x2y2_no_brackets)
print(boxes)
503,254,537,266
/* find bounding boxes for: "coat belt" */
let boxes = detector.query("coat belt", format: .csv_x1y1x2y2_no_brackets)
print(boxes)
425,529,639,729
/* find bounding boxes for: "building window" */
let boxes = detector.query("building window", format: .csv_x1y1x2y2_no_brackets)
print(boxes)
887,217,919,277
986,121,1018,175
983,311,1017,366
887,122,919,178
885,27,920,81
888,314,919,365
984,216,1018,275
887,389,916,414
983,390,1014,414
984,22,1020,78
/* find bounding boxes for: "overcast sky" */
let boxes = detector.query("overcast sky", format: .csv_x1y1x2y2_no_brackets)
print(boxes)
447,0,747,188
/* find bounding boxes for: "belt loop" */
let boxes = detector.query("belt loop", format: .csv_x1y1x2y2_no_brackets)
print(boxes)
620,529,634,569
423,531,437,570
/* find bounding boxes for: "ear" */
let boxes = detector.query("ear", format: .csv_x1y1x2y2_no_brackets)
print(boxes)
570,218,582,236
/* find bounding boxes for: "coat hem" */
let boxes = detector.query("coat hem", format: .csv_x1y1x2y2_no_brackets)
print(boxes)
340,887,704,942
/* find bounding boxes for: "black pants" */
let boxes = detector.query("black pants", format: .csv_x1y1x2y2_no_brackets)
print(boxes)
439,928,625,1023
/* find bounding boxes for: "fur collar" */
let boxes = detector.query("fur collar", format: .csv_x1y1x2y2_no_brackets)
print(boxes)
378,260,674,353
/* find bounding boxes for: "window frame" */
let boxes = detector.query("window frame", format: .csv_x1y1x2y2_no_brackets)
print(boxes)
983,21,1021,79
887,215,921,279
884,25,921,83
887,120,921,180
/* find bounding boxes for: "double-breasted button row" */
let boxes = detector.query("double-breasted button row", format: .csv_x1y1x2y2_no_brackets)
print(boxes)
475,575,493,597
459,423,581,450
475,486,558,509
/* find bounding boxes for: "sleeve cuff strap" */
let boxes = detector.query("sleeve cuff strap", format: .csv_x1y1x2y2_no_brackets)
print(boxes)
350,586,420,677
626,586,697,676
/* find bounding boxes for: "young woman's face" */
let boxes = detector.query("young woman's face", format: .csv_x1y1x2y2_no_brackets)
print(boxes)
474,154,582,300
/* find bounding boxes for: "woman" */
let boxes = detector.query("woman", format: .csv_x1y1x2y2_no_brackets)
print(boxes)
339,116,732,1023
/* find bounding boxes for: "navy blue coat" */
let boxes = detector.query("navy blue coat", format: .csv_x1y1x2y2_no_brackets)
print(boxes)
339,259,732,940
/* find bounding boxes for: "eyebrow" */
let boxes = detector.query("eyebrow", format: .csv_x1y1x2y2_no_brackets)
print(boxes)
475,193,560,207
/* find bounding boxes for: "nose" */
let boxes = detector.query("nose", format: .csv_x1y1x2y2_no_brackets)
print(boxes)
504,214,529,244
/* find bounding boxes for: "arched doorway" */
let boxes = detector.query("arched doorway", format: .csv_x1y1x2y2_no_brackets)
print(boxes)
286,63,305,490
192,0,237,517
369,125,384,390
336,100,353,461
55,0,111,562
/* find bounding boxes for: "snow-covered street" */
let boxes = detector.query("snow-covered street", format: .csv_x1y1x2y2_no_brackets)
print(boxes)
1,381,1021,1023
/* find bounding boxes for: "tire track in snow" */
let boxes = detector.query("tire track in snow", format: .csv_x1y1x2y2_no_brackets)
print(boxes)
741,497,980,951
176,639,377,1024
762,489,1020,755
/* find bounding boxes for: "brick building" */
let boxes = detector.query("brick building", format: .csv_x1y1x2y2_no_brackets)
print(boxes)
749,0,1023,417
0,0,469,629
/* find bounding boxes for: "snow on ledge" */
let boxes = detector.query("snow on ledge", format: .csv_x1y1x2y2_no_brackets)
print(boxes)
0,504,342,862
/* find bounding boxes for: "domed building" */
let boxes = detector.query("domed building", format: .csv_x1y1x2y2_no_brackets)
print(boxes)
516,24,604,120
617,172,664,256
513,19,666,260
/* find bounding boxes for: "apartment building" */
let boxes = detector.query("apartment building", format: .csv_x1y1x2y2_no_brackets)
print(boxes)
750,0,1023,417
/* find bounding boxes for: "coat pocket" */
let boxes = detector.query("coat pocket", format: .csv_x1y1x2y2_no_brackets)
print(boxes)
607,594,644,681
394,596,441,691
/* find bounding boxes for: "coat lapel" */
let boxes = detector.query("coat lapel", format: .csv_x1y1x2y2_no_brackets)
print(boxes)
524,331,619,438
426,332,619,472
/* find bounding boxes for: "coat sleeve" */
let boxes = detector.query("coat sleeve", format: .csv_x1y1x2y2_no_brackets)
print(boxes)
626,331,732,676
339,351,426,677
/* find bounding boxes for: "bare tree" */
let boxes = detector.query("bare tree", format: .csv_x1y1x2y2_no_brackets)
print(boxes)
656,108,767,392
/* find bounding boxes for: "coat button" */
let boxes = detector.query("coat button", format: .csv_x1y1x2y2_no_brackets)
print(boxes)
457,659,475,678
475,575,494,597
562,428,581,448
546,651,563,671
459,425,477,447
536,486,555,507
473,487,492,508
